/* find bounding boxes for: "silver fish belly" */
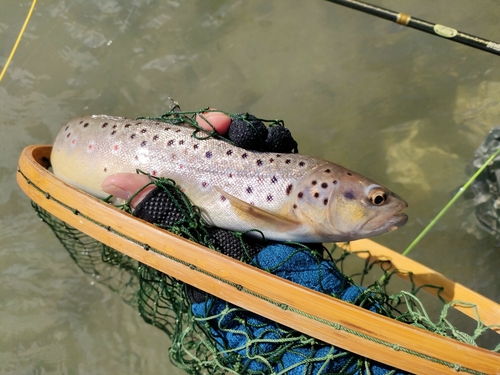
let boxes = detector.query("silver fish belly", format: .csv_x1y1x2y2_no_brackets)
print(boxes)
51,115,408,242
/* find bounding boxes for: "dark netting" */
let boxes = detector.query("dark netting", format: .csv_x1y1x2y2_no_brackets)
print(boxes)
29,104,499,374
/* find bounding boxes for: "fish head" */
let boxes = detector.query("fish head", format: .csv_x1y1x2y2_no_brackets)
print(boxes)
292,164,408,242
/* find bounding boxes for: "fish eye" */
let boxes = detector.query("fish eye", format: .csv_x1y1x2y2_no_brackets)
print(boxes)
369,189,387,206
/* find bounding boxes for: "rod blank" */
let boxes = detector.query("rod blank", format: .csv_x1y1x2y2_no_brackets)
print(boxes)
326,0,500,56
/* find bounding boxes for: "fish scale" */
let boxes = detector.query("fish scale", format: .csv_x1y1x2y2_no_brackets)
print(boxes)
51,115,408,242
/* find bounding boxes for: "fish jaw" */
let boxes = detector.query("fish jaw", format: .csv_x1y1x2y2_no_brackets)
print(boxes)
325,171,409,242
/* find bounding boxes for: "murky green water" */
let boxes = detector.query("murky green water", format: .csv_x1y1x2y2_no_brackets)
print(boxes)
1,1,499,373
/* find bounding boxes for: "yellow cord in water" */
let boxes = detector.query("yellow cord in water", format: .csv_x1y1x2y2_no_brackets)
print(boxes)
0,0,37,82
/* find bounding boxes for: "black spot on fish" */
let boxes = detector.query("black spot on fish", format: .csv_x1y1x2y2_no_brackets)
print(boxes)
202,181,208,187
167,140,174,146
321,183,328,189
293,204,297,209
84,123,89,128
134,155,139,160
164,126,170,131
314,192,319,198
333,180,338,184
286,184,293,195
175,129,181,133
125,123,131,128
271,176,278,184
323,198,328,205
285,159,291,164
299,161,305,167
246,186,253,194
136,122,142,125
312,180,317,185
130,134,136,139
141,128,147,133
194,144,199,149
229,173,233,178
66,133,71,138
206,151,212,158
227,150,233,156
221,195,226,202
347,172,353,176
269,158,274,163
141,141,147,147
112,124,117,129
344,191,355,200
298,192,304,198
256,159,263,166
179,140,184,145
111,130,116,135
267,194,273,202
276,154,282,158
325,169,331,173
153,135,159,141
102,122,108,128
103,167,107,172
242,153,248,159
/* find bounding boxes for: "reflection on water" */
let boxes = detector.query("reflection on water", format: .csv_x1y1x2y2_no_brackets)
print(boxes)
1,0,499,373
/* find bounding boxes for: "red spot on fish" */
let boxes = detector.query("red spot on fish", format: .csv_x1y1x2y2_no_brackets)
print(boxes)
229,173,233,178
113,145,119,150
152,170,158,176
71,139,76,144
88,144,94,150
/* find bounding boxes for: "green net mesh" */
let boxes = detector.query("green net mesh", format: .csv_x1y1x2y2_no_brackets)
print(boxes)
30,179,499,375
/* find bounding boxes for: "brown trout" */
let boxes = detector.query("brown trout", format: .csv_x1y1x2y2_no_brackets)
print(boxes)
51,115,408,242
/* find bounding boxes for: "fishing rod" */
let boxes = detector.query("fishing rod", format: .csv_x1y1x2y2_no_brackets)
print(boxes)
326,0,500,56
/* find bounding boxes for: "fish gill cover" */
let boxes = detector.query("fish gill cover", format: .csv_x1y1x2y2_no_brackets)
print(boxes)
30,105,498,375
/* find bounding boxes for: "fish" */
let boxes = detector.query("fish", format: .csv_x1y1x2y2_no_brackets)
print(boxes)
51,114,408,243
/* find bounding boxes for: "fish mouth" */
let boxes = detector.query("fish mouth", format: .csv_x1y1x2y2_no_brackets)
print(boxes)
362,207,408,236
385,213,408,232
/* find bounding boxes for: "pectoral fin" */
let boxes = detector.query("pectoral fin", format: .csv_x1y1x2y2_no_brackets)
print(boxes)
215,187,301,232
